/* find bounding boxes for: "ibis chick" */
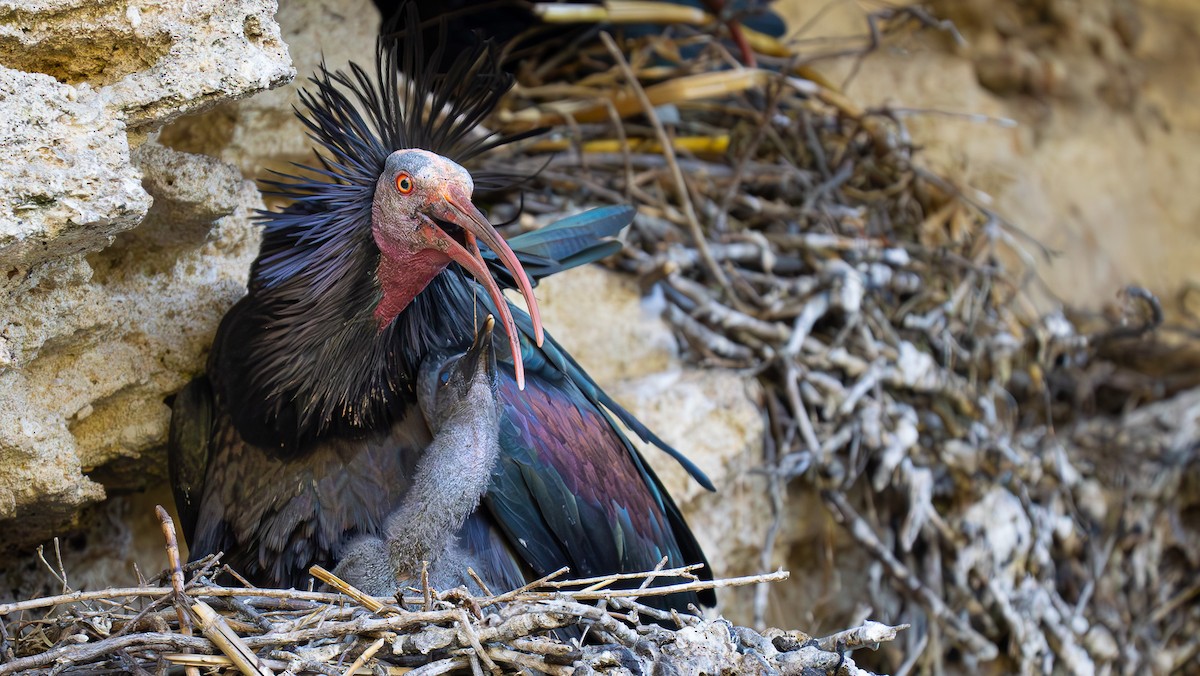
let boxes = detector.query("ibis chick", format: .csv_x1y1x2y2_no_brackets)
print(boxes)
333,317,501,595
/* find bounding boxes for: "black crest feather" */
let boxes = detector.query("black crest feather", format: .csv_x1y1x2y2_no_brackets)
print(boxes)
214,7,532,454
256,6,529,292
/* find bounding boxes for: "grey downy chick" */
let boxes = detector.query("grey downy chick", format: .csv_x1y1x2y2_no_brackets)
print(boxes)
333,316,502,596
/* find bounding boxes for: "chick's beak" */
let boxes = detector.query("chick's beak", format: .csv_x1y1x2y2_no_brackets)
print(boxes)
458,314,498,390
424,185,542,390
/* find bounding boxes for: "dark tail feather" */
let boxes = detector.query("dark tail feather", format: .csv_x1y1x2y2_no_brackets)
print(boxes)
168,377,215,545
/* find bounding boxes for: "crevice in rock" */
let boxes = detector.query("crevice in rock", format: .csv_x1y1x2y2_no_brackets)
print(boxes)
0,28,172,87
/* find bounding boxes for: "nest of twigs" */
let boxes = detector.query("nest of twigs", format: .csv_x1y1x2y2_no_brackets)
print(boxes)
0,509,905,674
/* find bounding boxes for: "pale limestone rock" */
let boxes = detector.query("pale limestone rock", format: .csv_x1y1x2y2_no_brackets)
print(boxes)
533,263,678,384
0,144,260,547
0,0,294,130
64,145,261,482
0,368,107,545
0,67,150,271
0,0,290,548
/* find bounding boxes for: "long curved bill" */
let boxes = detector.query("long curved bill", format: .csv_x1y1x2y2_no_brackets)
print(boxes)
432,188,544,390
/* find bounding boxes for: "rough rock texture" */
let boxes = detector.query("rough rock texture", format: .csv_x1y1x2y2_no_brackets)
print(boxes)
0,67,149,271
0,0,293,130
0,144,260,550
0,0,290,550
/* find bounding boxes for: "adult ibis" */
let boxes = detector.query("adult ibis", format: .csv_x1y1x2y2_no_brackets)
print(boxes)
168,10,714,611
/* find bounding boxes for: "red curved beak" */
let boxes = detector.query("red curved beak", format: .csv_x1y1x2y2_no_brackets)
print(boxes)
429,186,543,390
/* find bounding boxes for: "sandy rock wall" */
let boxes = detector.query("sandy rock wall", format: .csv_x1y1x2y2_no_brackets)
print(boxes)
0,0,291,549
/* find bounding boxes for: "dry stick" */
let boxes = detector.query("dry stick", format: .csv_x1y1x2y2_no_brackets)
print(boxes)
140,553,222,588
222,565,259,590
668,274,790,342
155,505,202,676
523,570,788,602
821,491,998,661
598,31,730,292
456,610,500,675
338,637,386,676
510,636,581,659
166,654,235,668
114,647,154,676
578,558,674,593
1151,577,1200,625
309,566,390,615
0,567,762,622
219,596,278,633
0,633,210,675
407,656,469,676
244,609,461,648
817,620,910,652
603,98,636,204
635,557,670,593
616,558,672,626
665,304,757,361
485,647,573,676
465,568,494,598
0,587,393,617
420,562,432,612
108,583,190,644
713,72,787,237
192,600,272,676
167,653,408,676
50,540,70,597
4,571,791,673
479,566,570,607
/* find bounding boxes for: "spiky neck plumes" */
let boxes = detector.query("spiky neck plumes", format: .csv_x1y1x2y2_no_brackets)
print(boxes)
210,11,533,456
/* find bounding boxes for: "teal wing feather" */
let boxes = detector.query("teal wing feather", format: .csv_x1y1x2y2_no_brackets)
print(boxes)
485,206,632,286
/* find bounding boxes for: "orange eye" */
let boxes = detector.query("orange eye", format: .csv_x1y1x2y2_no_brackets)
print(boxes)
395,172,414,194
